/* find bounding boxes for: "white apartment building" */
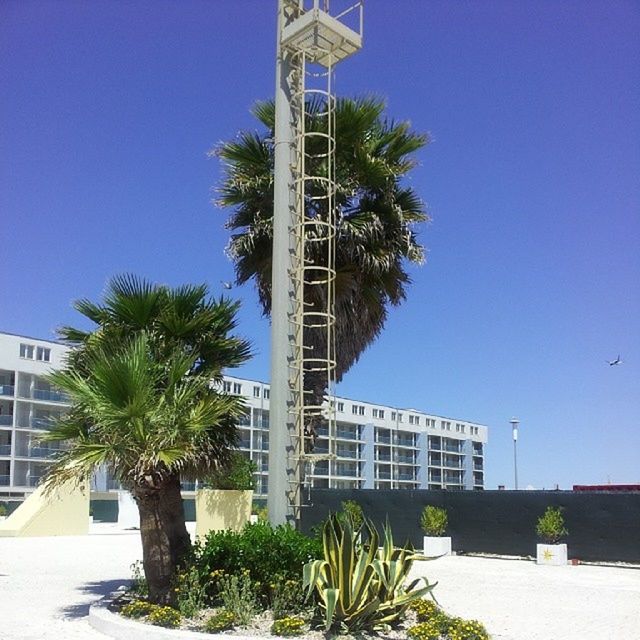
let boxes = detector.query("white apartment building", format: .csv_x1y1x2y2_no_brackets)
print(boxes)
0,332,70,499
0,332,487,502
223,375,487,497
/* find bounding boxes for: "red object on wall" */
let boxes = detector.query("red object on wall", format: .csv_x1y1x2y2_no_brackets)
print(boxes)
573,484,640,492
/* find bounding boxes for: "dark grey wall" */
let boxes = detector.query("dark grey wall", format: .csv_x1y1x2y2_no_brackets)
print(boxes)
300,489,640,563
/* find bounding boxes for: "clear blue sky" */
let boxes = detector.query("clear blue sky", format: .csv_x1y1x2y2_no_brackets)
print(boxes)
1,0,638,490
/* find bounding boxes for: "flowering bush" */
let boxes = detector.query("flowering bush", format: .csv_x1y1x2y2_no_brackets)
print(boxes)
409,598,441,622
271,616,305,636
120,600,154,619
204,609,236,632
448,618,490,640
147,606,182,628
407,621,442,640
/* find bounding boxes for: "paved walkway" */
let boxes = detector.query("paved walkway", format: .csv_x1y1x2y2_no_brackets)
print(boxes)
1,527,638,639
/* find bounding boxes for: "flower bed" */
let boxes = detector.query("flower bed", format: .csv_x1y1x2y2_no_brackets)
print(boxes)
114,519,490,640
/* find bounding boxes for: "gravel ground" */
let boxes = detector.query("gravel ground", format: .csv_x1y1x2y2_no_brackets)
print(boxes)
409,554,640,640
1,525,638,640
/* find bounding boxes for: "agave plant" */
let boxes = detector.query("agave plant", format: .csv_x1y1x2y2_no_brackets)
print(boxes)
303,516,436,631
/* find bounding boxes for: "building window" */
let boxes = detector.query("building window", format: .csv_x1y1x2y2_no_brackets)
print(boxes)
359,405,365,416
232,382,242,394
352,405,358,415
409,415,419,426
372,408,384,419
391,411,396,421
253,386,260,398
337,402,344,412
223,381,232,393
36,347,51,362
263,388,270,399
20,343,34,359
397,412,403,423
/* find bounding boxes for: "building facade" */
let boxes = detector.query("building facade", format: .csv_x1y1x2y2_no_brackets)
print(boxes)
223,375,487,498
0,332,71,500
0,332,487,502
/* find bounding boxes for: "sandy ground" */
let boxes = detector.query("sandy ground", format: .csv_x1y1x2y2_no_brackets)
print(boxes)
0,525,638,640
409,555,640,640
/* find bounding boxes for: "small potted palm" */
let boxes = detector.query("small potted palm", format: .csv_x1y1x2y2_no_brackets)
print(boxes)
420,505,451,557
536,506,568,565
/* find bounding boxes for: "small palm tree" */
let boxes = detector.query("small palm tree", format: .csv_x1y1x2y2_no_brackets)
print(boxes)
43,275,251,603
216,96,428,447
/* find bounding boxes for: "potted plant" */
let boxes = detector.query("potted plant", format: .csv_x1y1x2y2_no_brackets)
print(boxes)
420,505,451,556
536,506,568,565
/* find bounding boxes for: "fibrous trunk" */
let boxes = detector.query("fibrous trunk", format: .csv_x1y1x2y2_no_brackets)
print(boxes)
134,473,191,604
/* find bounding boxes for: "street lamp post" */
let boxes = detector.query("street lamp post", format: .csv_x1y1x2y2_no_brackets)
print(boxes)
510,418,520,490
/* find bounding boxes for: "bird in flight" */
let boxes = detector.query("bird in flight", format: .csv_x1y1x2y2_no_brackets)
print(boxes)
607,355,623,366
221,281,233,290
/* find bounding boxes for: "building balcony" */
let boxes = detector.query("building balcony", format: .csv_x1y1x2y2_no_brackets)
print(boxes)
30,418,56,430
0,415,13,426
395,454,415,464
336,430,360,441
443,445,462,453
376,436,391,444
0,474,10,486
334,467,359,478
474,463,484,471
29,447,60,458
376,471,391,480
32,389,69,403
27,476,42,487
397,472,416,481
375,453,391,462
0,385,15,397
0,444,11,456
336,448,358,459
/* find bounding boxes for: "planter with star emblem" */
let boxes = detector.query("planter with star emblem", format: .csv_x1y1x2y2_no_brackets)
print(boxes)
536,506,568,565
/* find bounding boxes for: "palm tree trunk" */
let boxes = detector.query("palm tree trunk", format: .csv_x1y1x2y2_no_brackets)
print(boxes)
135,474,191,604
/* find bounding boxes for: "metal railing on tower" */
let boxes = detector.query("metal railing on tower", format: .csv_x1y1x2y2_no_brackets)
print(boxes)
269,0,363,525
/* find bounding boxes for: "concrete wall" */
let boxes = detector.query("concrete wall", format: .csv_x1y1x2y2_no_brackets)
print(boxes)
195,489,252,538
0,480,89,537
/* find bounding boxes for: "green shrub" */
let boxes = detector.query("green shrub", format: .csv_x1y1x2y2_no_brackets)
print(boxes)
536,506,568,544
147,606,182,628
204,609,236,632
217,569,259,625
407,621,442,640
252,502,268,522
304,516,435,632
271,616,305,637
194,522,322,604
205,452,257,490
420,505,448,537
130,560,148,597
174,565,206,617
269,577,306,620
337,499,364,531
120,600,155,619
448,618,491,640
0,503,8,517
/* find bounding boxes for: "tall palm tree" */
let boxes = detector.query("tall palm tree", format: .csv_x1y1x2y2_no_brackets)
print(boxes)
43,275,251,603
216,97,428,446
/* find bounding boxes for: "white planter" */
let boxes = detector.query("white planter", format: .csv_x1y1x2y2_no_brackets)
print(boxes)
536,543,568,566
423,536,451,557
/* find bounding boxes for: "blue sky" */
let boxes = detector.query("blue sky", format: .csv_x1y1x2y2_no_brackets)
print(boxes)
1,0,638,489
